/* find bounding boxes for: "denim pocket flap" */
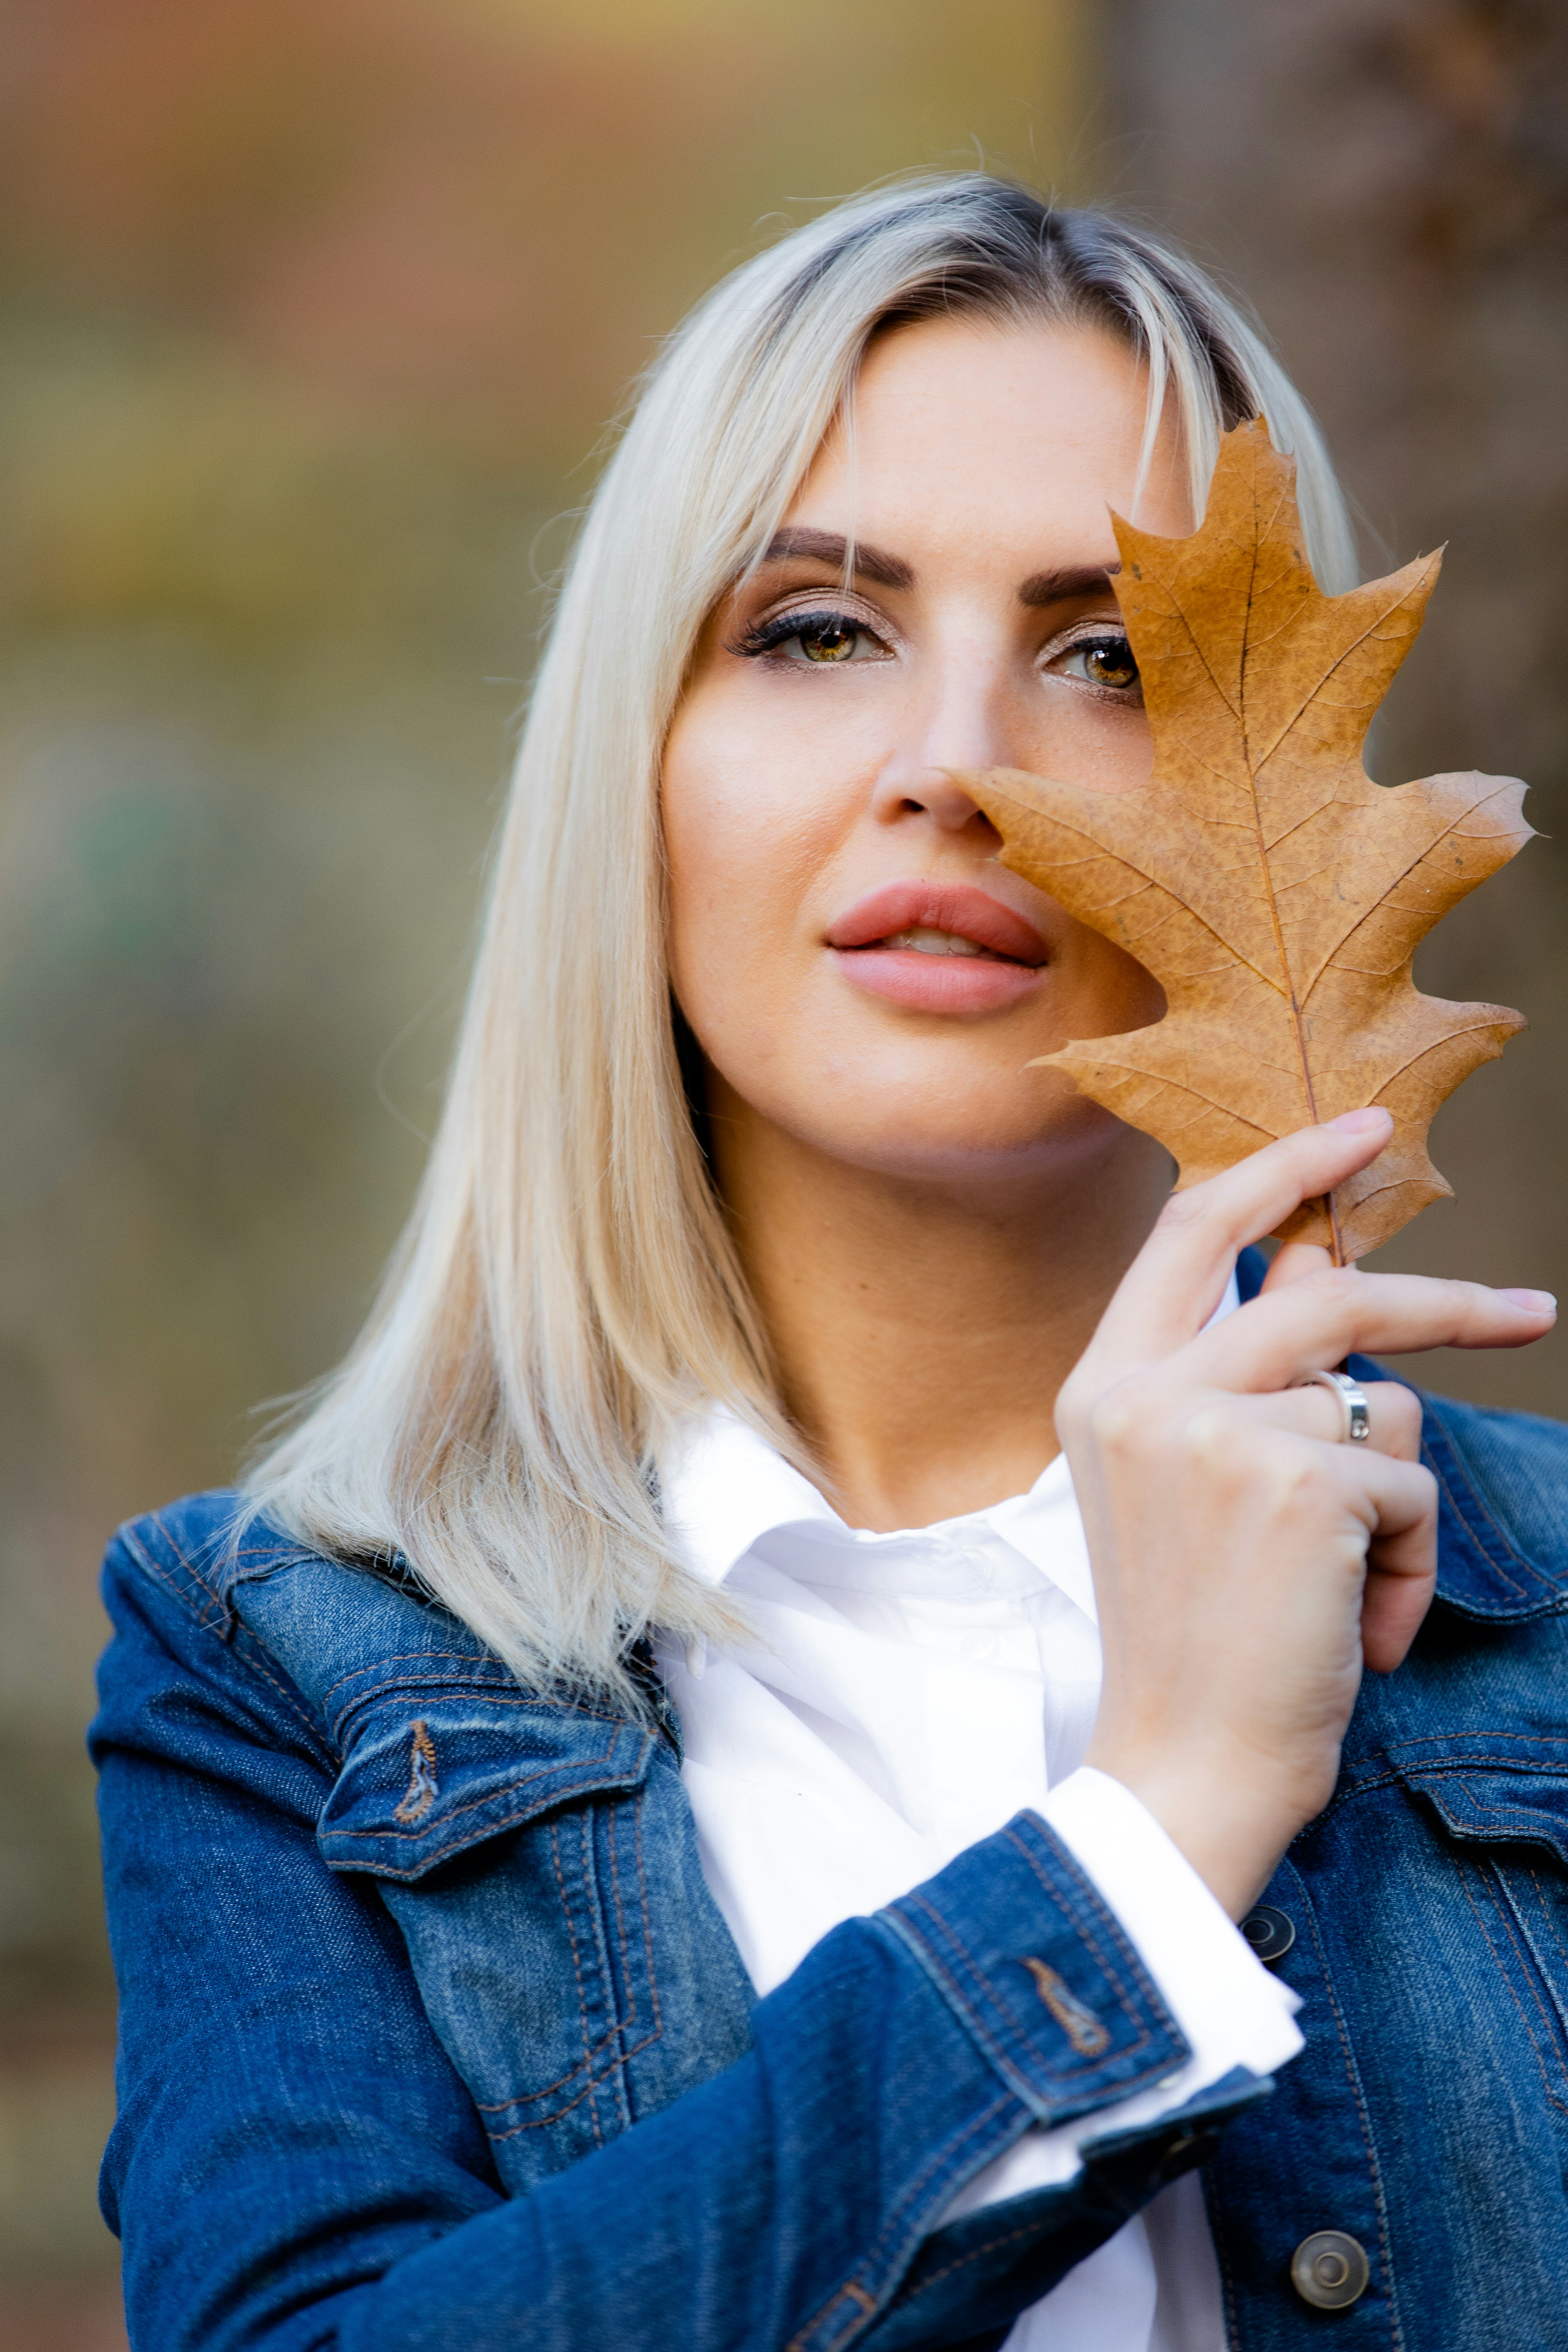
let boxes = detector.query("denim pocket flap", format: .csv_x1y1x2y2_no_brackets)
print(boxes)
317,1696,657,1879
1394,1757,1568,1865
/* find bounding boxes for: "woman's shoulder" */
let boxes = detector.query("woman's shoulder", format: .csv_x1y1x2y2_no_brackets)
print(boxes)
99,1488,468,1702
104,1487,320,1634
101,1487,561,1743
96,1491,667,1896
93,1492,346,1798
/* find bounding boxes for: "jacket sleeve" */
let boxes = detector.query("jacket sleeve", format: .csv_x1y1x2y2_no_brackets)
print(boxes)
93,1536,1269,2352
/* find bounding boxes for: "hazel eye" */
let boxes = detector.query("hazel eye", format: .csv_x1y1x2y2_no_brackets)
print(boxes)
798,619,859,663
1085,640,1138,689
1054,635,1142,698
734,605,892,665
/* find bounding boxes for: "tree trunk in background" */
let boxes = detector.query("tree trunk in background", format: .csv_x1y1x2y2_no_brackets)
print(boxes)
1102,0,1568,1410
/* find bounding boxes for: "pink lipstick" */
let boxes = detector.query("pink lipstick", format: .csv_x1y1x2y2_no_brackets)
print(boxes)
826,880,1047,1014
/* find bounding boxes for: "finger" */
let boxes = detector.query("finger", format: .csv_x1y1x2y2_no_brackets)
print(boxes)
1320,1441,1436,1583
1087,1112,1393,1373
1222,1376,1422,1461
1344,1442,1436,1544
1183,1267,1555,1395
1358,1457,1439,1672
1363,1561,1437,1672
1261,1241,1335,1292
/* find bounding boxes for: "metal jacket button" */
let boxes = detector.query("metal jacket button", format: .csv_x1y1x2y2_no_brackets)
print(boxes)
1240,1905,1295,1963
1292,2230,1370,2309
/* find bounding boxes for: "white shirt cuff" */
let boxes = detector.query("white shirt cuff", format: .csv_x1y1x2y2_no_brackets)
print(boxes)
943,1766,1302,2218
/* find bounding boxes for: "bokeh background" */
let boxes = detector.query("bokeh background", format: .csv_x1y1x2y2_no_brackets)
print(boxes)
1,2,1563,2342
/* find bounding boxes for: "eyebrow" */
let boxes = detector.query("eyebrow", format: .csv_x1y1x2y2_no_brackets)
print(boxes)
760,527,915,591
1018,564,1122,607
757,533,1122,609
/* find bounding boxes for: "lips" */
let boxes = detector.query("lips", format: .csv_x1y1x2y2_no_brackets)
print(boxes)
826,880,1048,1014
827,881,1047,964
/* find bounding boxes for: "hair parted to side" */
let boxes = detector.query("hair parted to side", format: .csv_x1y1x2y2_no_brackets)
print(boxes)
243,173,1360,1707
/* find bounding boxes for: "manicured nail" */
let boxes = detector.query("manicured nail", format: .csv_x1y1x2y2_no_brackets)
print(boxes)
1499,1288,1556,1314
1328,1108,1391,1133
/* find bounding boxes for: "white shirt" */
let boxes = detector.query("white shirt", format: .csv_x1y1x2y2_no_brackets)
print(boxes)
655,1287,1302,2352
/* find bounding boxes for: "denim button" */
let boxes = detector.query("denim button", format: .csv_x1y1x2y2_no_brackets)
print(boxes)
1291,2230,1370,2309
1240,1905,1295,1963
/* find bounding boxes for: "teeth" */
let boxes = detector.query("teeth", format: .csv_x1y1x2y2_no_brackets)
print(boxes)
885,925,988,958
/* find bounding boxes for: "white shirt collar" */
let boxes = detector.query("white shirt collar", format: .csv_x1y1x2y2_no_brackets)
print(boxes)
658,1267,1239,1624
658,1412,841,1590
662,1411,1093,1618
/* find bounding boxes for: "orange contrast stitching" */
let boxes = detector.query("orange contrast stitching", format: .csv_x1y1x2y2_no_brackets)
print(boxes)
392,1722,438,1823
1021,1958,1111,2057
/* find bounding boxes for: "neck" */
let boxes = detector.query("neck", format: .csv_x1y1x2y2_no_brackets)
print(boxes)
708,1078,1173,1531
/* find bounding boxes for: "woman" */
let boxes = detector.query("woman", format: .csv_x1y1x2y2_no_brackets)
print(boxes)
92,177,1568,2351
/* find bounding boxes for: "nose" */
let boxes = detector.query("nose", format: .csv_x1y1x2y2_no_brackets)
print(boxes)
868,648,1010,836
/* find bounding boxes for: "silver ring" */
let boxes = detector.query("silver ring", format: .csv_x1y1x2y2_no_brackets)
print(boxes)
1298,1367,1372,1443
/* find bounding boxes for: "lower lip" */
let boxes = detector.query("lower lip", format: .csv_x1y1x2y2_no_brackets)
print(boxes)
830,945,1043,1013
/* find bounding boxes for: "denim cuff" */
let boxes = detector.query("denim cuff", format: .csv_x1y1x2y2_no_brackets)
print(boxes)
875,1809,1191,2128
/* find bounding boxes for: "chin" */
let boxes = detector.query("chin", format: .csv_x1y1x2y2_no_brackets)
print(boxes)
698,1001,1159,1192
800,1076,1126,1183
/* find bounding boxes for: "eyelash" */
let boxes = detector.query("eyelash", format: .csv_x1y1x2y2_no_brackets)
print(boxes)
732,605,888,660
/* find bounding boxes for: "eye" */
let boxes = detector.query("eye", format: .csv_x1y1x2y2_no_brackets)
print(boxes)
795,618,862,664
734,606,893,665
1050,634,1142,701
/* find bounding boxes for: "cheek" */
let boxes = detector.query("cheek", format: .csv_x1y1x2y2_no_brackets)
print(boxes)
660,696,835,1040
1014,683,1155,799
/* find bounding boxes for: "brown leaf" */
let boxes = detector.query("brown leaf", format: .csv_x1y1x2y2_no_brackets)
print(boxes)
962,420,1532,1260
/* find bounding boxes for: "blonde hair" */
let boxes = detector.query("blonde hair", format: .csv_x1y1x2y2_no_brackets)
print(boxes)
245,173,1359,1704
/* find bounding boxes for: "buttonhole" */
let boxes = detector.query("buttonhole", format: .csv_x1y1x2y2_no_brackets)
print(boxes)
393,1720,439,1824
1023,1957,1111,2056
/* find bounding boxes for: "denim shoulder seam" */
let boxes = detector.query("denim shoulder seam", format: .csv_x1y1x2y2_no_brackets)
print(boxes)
112,1521,338,1770
115,1518,233,1637
230,1626,340,1760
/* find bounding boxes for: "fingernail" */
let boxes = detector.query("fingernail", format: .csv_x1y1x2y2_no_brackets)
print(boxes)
1328,1108,1391,1134
1500,1288,1556,1313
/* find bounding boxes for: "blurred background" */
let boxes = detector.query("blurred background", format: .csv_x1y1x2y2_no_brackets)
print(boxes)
0,1,1563,2342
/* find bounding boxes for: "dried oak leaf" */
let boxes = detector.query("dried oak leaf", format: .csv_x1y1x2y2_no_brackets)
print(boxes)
962,419,1532,1259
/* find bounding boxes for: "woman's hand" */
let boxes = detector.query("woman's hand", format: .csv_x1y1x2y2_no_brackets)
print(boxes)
1061,1109,1556,1920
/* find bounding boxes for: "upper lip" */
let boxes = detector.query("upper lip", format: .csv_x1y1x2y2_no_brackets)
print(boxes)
827,879,1048,965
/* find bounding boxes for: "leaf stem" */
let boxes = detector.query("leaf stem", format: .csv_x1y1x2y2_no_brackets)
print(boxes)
1326,1188,1346,1268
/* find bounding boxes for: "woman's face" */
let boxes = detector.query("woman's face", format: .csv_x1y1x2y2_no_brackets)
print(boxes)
662,314,1189,1188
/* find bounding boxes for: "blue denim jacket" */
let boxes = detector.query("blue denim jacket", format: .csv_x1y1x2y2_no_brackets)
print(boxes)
92,1265,1568,2350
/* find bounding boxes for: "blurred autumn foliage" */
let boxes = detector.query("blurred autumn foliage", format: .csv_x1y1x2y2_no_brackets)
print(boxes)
0,3,1080,2339
0,0,1084,450
0,4,1563,2345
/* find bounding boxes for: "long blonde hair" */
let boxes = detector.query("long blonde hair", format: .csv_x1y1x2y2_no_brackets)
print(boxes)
245,173,1358,1705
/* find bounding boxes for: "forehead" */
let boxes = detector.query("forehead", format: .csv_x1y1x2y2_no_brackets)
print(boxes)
786,312,1191,550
